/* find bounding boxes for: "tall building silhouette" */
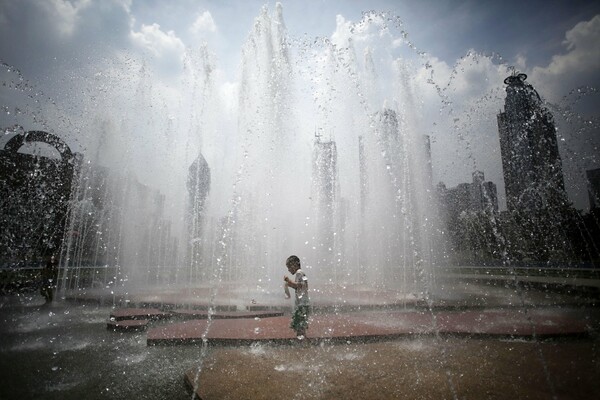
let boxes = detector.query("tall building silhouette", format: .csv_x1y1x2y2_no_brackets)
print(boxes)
437,171,498,217
497,73,567,212
496,73,578,261
436,172,499,263
187,152,211,278
312,138,338,270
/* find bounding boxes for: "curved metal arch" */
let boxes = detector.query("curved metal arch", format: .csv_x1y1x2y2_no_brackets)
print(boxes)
3,130,73,162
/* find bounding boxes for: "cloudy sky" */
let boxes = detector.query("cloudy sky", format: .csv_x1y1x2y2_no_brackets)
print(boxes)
1,0,599,211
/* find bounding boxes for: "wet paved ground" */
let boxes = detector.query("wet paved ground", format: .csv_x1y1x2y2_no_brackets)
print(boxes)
1,278,598,399
186,336,600,400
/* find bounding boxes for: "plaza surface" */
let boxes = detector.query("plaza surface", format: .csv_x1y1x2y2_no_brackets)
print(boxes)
72,275,599,346
186,337,600,400
0,277,598,399
103,276,598,399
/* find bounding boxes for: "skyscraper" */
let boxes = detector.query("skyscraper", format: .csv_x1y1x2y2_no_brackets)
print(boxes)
471,171,498,213
497,73,576,261
497,73,567,212
187,152,211,277
312,138,338,270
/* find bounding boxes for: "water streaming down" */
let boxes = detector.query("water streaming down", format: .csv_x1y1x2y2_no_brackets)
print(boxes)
53,5,442,303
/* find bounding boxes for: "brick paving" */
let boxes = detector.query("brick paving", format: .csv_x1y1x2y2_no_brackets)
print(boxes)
146,309,590,345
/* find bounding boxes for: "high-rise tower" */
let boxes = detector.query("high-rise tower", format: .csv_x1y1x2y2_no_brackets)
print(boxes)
497,73,567,212
312,138,338,272
187,152,211,278
497,73,572,260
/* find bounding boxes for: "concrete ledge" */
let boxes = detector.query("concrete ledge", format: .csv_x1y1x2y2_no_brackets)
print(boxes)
171,309,283,320
109,307,171,321
107,319,148,332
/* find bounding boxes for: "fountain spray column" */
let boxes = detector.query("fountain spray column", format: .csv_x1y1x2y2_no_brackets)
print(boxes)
223,4,308,287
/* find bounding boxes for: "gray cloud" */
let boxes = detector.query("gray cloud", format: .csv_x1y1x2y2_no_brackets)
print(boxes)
531,15,600,103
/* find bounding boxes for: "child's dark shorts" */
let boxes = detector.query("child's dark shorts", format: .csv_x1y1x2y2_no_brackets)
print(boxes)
291,305,310,332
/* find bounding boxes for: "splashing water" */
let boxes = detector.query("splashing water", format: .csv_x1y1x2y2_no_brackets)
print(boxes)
30,6,446,297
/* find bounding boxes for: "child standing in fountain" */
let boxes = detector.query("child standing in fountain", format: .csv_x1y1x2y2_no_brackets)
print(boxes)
284,255,310,340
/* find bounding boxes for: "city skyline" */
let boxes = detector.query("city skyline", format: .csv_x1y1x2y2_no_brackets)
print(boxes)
0,1,598,211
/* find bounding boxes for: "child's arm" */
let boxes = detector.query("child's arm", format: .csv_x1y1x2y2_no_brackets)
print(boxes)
284,275,307,290
284,275,296,289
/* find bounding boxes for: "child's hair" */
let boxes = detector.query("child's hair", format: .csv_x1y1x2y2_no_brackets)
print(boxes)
286,255,300,268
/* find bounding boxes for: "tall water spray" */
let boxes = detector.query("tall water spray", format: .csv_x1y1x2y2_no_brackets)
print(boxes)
193,5,442,293
52,4,443,297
